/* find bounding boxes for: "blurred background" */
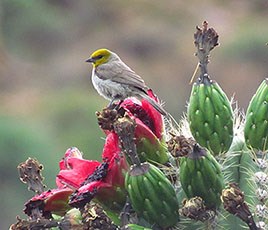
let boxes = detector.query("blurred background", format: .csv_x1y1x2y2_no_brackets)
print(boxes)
1,0,267,228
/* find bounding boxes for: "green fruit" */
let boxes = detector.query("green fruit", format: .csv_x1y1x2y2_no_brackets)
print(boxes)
180,144,225,209
125,163,179,228
188,74,234,155
244,78,268,151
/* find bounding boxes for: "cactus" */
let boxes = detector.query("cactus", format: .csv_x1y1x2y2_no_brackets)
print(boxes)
187,22,233,156
218,136,259,229
188,75,234,155
180,144,225,209
114,116,179,228
244,78,268,151
11,21,268,230
125,163,179,228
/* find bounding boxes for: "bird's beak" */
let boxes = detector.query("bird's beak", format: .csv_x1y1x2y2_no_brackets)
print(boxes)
85,58,94,63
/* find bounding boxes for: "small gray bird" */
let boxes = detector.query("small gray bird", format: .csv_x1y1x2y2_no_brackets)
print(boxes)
86,48,167,116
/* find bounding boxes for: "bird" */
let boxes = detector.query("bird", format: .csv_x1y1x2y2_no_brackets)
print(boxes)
86,48,167,116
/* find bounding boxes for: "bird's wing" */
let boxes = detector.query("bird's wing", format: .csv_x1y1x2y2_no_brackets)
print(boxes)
96,61,148,91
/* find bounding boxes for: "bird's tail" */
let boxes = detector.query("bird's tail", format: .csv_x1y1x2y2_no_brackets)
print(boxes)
140,92,180,131
140,92,168,116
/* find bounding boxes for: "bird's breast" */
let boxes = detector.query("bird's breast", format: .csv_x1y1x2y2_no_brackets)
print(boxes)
92,71,130,100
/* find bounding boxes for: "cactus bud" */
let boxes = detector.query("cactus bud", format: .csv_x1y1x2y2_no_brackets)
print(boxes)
188,74,234,155
180,144,225,208
125,163,179,228
244,79,268,151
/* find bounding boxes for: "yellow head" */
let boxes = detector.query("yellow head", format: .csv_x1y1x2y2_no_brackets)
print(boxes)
86,48,112,67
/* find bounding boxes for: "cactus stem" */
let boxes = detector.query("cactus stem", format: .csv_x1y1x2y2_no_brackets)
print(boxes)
114,115,141,166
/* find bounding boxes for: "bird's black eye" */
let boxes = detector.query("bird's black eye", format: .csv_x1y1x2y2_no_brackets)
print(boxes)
96,55,103,59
